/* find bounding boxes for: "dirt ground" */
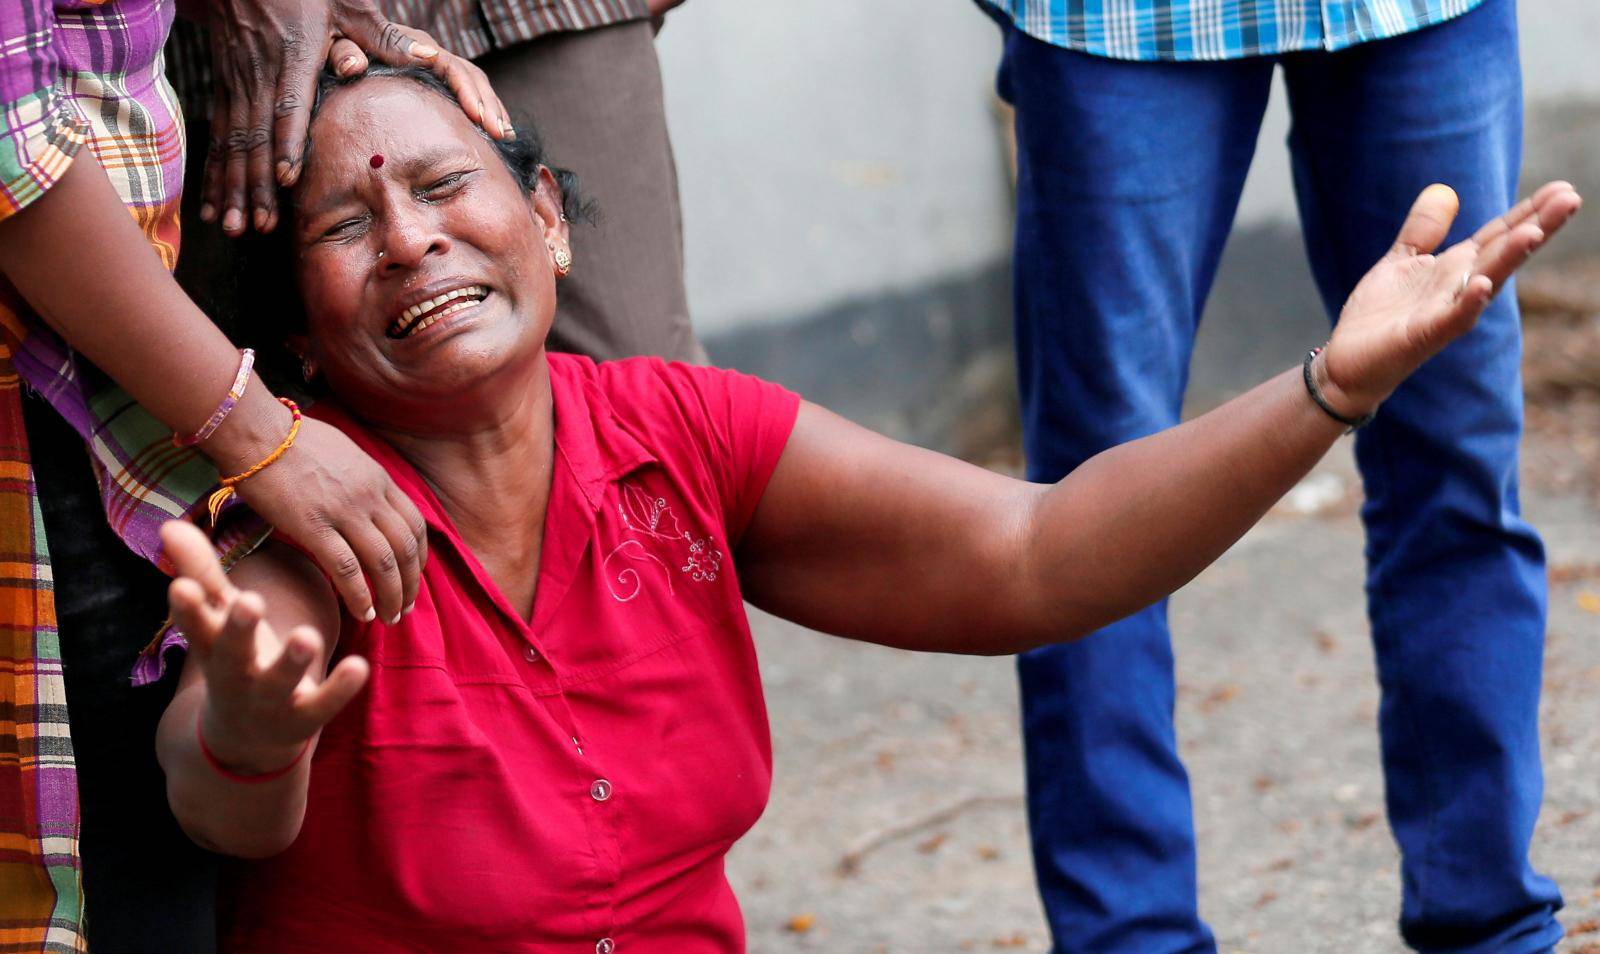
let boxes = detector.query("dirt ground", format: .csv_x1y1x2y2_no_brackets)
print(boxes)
724,269,1600,953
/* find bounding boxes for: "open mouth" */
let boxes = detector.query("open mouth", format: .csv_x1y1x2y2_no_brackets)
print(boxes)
387,285,490,339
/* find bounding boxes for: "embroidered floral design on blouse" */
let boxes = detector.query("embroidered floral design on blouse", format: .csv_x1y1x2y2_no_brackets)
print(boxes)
603,540,673,603
603,484,723,602
682,538,719,583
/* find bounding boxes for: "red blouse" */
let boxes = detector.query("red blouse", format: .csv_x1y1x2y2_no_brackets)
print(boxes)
220,355,800,953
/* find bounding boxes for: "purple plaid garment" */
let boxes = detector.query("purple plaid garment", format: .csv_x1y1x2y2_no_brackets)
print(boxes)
2,0,204,564
2,0,267,948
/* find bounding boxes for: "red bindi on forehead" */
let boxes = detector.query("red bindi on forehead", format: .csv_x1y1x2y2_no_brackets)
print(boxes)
369,154,385,169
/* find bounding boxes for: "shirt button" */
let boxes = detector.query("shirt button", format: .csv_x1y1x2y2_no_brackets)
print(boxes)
590,779,612,802
522,645,539,663
596,939,615,954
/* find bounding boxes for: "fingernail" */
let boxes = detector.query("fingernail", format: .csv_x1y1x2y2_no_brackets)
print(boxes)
253,207,269,231
222,208,242,232
338,55,358,75
388,613,402,625
288,641,311,662
275,159,293,186
200,202,215,222
413,44,438,58
363,607,376,623
501,119,515,139
403,602,416,616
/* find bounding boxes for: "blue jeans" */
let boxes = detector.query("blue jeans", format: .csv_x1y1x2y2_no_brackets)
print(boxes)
997,2,1563,951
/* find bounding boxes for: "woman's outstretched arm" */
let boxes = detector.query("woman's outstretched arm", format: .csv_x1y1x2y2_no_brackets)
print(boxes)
737,183,1581,655
155,522,364,857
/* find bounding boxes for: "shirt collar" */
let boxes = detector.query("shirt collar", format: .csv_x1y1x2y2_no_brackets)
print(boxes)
546,354,658,511
305,353,658,532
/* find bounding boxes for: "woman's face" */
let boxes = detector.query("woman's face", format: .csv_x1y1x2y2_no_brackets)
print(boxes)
291,76,568,430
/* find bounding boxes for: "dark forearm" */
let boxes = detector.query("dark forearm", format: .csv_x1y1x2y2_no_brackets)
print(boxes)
741,375,1342,656
0,152,287,469
1013,367,1344,647
747,183,1580,656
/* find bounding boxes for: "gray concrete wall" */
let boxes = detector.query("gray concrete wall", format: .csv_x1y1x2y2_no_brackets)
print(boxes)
655,1,1010,340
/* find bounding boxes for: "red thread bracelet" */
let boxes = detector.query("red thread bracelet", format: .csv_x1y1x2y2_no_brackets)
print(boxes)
196,716,310,784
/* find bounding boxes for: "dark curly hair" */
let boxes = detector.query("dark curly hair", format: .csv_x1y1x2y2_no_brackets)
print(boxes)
229,65,594,396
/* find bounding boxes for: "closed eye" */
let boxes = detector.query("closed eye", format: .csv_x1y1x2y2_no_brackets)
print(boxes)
320,214,368,241
419,170,476,200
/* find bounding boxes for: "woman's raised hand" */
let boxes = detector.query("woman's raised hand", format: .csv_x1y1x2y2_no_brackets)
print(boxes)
1315,181,1582,419
163,520,369,776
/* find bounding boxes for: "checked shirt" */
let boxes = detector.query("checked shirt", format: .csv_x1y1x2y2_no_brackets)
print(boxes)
979,0,1488,60
1,0,266,949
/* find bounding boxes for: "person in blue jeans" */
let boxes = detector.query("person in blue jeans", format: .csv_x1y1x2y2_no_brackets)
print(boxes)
979,0,1564,950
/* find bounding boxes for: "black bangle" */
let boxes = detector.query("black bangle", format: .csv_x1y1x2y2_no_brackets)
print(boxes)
1303,347,1375,433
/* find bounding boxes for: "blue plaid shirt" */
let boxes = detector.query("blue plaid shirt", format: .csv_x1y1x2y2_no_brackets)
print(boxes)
981,0,1486,61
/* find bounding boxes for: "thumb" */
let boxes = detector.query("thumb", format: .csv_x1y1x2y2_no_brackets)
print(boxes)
1390,183,1460,256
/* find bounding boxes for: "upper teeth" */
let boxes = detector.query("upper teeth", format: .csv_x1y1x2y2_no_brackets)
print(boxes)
395,285,487,331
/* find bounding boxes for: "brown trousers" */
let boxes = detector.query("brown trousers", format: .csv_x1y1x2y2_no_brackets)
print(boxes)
176,18,701,365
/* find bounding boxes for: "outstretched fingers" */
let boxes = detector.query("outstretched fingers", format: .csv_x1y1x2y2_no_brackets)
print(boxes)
1413,182,1584,351
1391,180,1582,265
1415,217,1553,353
1402,242,1487,355
1467,221,1545,293
254,626,323,704
163,521,236,657
168,576,226,656
1470,180,1582,247
162,521,234,603
212,590,268,683
1444,188,1576,300
291,653,370,732
1433,272,1496,346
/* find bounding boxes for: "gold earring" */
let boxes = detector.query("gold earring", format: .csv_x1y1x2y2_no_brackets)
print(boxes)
301,356,317,382
553,245,573,277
